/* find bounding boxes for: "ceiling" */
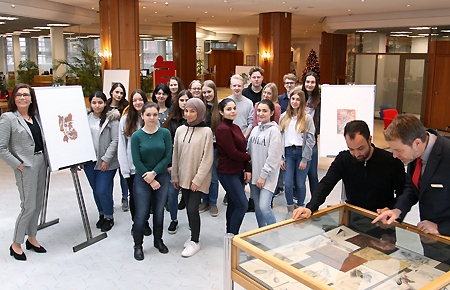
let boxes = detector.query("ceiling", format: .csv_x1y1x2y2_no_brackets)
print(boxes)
0,0,450,41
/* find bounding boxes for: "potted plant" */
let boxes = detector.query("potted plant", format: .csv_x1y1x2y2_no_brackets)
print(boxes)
196,59,204,80
16,60,39,85
53,42,102,97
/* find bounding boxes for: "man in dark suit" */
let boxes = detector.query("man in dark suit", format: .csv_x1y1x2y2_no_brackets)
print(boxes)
373,114,450,236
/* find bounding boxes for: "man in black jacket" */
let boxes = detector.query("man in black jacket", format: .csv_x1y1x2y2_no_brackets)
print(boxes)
293,120,406,219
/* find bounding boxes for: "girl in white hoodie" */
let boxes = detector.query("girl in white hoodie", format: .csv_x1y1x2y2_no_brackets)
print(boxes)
247,99,282,227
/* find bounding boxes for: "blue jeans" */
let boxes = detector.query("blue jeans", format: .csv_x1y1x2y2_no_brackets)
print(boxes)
307,143,319,194
202,148,218,206
83,161,117,219
167,172,179,221
250,184,276,227
284,146,311,206
133,173,169,236
218,172,248,234
119,171,129,199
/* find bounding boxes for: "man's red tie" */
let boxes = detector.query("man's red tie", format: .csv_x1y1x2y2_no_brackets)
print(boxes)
412,157,422,190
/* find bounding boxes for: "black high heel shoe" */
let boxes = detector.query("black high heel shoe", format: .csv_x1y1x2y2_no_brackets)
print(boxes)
26,240,47,253
10,245,26,261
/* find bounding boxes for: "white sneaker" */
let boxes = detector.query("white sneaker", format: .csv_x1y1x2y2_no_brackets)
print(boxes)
181,241,200,257
184,238,191,248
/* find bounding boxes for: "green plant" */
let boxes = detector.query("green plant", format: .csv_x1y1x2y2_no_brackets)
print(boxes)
140,75,153,95
17,60,39,85
196,59,204,76
53,42,102,97
6,79,15,91
53,75,65,86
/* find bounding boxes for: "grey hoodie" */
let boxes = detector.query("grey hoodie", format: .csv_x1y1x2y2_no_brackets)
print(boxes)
247,121,282,192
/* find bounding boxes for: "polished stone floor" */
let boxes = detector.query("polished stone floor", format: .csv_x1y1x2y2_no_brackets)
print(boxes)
0,117,420,289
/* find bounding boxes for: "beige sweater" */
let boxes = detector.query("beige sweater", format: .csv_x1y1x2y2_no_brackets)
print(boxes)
171,125,214,193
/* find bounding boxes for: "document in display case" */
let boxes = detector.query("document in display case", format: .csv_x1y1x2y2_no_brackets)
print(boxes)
230,204,450,290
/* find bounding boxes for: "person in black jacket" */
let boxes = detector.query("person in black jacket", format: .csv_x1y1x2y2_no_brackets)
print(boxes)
293,120,405,219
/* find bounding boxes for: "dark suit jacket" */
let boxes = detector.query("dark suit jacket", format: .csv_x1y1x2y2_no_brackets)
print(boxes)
396,130,450,236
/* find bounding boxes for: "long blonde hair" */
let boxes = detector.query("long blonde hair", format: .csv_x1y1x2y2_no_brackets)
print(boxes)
279,86,307,133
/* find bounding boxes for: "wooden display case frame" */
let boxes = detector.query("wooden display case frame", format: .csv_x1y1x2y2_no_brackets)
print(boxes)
231,204,450,290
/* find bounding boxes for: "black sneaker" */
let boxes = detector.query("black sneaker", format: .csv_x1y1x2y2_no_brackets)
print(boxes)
168,220,178,234
96,215,104,229
178,196,186,210
222,194,228,206
101,218,114,232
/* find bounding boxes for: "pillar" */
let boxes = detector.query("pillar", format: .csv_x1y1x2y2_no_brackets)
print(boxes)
320,32,347,85
29,38,38,66
50,27,66,79
172,22,196,87
13,35,21,76
259,12,292,91
0,38,7,75
100,0,140,92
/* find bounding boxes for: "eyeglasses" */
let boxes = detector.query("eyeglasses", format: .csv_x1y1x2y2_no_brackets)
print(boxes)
284,82,296,85
15,93,31,98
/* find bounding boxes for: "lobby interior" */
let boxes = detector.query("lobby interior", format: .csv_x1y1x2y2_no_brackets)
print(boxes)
0,0,449,289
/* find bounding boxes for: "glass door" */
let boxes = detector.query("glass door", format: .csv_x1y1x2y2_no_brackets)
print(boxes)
398,55,427,118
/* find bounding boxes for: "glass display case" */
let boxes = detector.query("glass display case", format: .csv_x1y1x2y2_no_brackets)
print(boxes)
230,204,450,289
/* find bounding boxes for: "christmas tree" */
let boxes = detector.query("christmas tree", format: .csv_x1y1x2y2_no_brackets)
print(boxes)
302,49,320,82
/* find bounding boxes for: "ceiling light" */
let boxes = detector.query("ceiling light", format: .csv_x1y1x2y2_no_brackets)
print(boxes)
34,27,51,29
410,27,430,30
390,34,408,37
165,2,169,5
356,30,377,33
0,22,5,25
441,30,450,33
47,23,70,27
391,31,412,34
418,33,439,36
23,29,41,32
406,4,410,7
143,6,146,8
0,16,18,20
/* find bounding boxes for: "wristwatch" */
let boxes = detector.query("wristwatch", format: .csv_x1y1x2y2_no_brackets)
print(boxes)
151,171,157,177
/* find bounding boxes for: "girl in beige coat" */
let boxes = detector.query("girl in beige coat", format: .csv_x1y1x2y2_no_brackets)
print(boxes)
171,98,213,257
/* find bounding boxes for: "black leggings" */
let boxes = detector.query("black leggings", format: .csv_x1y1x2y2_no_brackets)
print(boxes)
181,188,203,243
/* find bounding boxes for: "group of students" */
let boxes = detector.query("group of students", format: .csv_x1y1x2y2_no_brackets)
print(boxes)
0,68,322,261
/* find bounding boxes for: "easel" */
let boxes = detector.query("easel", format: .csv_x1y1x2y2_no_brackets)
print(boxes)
37,167,59,230
70,165,107,252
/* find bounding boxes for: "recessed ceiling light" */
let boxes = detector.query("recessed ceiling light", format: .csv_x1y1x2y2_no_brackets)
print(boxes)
91,7,95,10
348,9,351,12
410,27,430,30
47,23,70,27
155,11,158,13
187,6,190,8
143,6,146,8
224,0,227,2
204,11,208,13
441,30,450,33
391,31,412,34
356,30,377,33
406,4,410,7
0,16,18,20
34,27,51,29
229,8,232,10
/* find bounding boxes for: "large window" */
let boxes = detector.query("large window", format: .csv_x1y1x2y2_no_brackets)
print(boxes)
6,37,29,72
37,37,52,72
140,39,173,70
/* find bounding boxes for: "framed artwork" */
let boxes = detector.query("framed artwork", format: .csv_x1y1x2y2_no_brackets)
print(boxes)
34,86,96,171
320,85,375,157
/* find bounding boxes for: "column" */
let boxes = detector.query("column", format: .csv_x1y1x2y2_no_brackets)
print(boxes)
0,38,7,75
13,35,21,76
172,22,196,87
259,12,292,91
50,27,66,79
29,38,38,66
320,32,347,84
100,0,140,91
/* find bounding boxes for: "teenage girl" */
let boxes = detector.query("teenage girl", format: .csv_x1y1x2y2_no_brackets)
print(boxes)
279,87,315,218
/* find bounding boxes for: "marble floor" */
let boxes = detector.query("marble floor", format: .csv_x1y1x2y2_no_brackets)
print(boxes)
0,118,420,290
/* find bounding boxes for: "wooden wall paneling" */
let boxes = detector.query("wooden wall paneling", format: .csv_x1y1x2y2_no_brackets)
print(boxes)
424,41,437,127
